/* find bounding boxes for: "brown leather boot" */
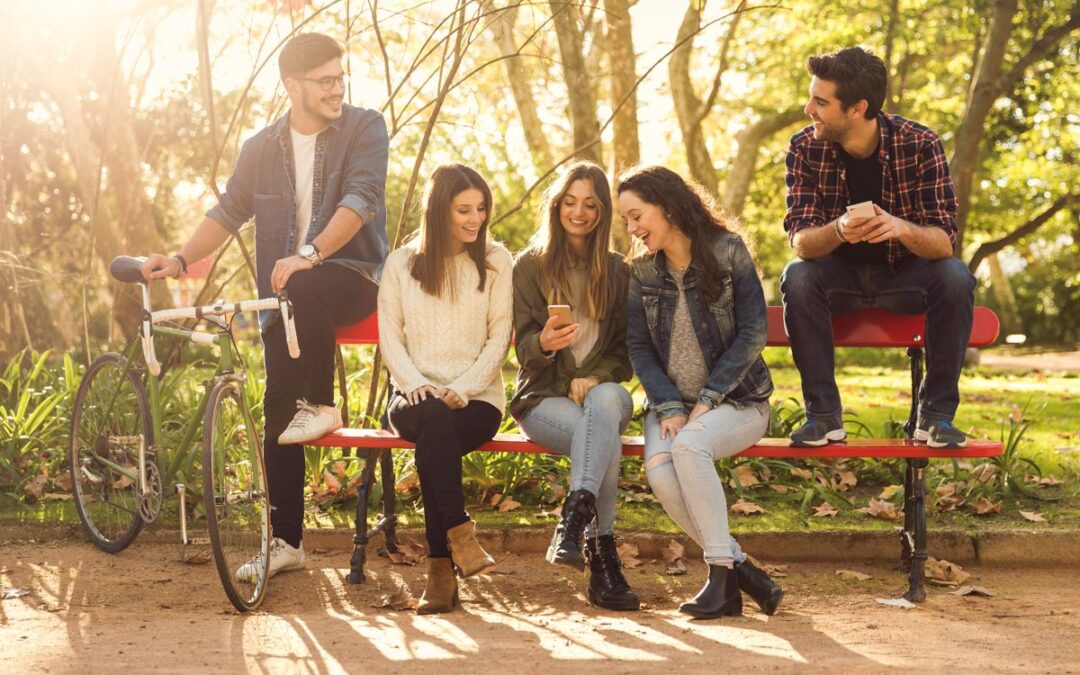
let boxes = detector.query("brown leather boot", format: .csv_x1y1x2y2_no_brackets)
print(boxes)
417,557,458,615
446,519,495,577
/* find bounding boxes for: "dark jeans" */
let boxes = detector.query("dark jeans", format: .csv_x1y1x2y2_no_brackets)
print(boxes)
780,255,975,424
263,264,378,548
386,395,502,558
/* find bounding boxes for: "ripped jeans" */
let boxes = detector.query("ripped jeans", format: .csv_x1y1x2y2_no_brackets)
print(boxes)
643,401,770,566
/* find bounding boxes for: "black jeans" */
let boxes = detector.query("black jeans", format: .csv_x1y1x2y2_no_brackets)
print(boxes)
387,394,502,558
780,254,975,424
263,264,378,548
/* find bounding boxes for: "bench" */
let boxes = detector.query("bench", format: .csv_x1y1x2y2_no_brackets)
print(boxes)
311,306,1003,602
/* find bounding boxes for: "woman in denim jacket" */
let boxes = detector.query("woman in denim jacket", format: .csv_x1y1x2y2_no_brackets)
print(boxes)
618,166,784,619
511,162,638,611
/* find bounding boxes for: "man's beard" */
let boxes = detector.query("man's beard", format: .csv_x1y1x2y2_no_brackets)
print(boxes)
300,88,343,124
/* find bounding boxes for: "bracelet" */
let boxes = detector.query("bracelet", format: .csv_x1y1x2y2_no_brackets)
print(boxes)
834,218,848,243
171,253,189,279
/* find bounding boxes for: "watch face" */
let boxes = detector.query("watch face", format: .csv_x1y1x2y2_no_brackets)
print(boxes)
299,244,314,257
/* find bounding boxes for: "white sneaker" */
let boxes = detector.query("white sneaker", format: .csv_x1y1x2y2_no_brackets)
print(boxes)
236,537,306,583
277,400,343,445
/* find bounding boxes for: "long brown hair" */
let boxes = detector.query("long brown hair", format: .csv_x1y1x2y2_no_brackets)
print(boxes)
522,161,618,319
616,165,742,303
410,163,493,298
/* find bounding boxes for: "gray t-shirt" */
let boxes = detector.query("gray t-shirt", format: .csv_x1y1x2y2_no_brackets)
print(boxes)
566,267,600,368
666,268,709,406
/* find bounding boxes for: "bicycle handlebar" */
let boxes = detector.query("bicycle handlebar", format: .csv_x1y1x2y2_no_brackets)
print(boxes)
135,276,300,376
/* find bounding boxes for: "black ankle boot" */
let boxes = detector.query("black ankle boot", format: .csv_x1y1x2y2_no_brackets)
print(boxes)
546,489,596,570
737,558,784,615
679,563,742,619
586,535,640,611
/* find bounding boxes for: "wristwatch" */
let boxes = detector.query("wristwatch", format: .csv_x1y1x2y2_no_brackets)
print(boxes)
298,243,323,266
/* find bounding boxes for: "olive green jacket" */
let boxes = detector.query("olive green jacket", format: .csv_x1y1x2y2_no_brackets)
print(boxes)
509,250,633,420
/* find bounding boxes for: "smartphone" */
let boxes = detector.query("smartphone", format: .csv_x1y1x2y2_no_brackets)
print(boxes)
547,304,573,329
846,201,876,220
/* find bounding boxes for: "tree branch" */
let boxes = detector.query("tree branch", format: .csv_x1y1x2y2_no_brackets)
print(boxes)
967,192,1080,272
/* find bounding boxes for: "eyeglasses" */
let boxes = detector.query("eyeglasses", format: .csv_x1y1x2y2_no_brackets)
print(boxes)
296,73,349,91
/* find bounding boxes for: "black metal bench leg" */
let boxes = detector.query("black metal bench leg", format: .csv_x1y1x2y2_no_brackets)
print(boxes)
347,451,381,585
900,459,915,571
379,449,399,554
904,346,924,438
903,458,929,602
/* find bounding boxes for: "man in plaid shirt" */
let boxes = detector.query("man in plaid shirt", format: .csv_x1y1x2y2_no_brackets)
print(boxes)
779,46,975,448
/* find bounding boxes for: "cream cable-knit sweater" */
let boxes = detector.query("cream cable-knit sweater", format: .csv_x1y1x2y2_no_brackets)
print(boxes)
378,241,513,413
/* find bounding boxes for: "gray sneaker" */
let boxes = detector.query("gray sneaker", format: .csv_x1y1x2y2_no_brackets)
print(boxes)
914,419,967,448
790,416,846,447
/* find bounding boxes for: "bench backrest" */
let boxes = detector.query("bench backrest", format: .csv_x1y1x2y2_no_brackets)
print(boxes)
336,306,1000,348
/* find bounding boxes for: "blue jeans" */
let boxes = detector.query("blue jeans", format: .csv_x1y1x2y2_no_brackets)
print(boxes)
780,255,975,423
643,402,769,566
517,383,634,536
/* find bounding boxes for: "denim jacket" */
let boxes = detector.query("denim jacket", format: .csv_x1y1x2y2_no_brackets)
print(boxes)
627,230,773,420
207,104,389,328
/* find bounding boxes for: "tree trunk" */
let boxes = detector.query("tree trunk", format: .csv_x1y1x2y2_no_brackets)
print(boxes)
604,0,640,174
549,1,603,165
491,3,554,170
668,4,717,196
949,0,1018,248
723,108,805,218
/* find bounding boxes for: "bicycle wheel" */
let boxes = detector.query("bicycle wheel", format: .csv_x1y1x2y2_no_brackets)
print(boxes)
203,378,270,612
69,352,150,553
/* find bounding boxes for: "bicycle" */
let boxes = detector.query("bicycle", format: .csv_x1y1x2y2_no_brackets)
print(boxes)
68,255,300,611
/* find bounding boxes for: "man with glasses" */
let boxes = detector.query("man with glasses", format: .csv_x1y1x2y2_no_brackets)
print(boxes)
140,32,388,578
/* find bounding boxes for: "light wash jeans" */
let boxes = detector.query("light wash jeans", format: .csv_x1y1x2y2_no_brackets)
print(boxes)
643,401,770,565
517,382,634,536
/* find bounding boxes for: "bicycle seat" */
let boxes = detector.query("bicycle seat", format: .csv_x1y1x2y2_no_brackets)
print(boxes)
110,256,149,283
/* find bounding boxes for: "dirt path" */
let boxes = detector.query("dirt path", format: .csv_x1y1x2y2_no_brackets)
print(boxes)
979,350,1080,372
3,540,1078,673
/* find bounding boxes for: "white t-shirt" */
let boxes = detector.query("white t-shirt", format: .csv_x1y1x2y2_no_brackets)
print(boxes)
290,127,318,253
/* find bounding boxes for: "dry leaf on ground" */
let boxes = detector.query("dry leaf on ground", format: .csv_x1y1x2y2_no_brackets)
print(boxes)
545,481,567,503
662,540,685,564
731,464,760,488
836,569,871,581
665,558,688,576
1039,476,1062,487
182,549,212,565
925,557,971,586
935,482,966,511
790,468,814,480
730,498,765,515
371,582,417,611
617,541,642,569
812,502,838,518
878,485,902,500
770,484,790,494
497,496,521,512
858,498,899,521
951,585,996,597
877,597,916,609
395,471,420,493
532,506,561,519
971,497,1003,516
1019,511,1047,523
835,470,858,491
387,539,427,566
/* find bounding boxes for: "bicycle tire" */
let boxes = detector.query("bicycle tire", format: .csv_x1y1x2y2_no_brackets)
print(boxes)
69,352,149,553
203,378,271,612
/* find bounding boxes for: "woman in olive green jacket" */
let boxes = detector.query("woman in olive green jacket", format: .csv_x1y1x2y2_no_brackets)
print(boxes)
511,162,638,611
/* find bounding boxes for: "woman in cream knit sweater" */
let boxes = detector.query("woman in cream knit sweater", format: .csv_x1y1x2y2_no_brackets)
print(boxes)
378,163,512,614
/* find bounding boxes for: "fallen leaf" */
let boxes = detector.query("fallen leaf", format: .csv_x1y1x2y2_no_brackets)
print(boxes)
1019,511,1047,522
532,506,561,519
387,539,427,566
43,493,73,501
3,588,31,600
971,464,997,484
332,460,348,480
54,473,73,492
876,597,916,609
858,498,900,521
790,468,814,480
878,485,902,500
498,496,522,512
766,564,789,578
955,460,974,471
546,481,567,503
371,582,417,611
770,484,790,494
1009,405,1023,422
1039,476,1062,488
730,498,765,515
661,540,685,564
925,557,971,586
665,559,687,576
812,502,838,518
182,549,213,565
395,471,420,493
835,470,858,491
322,470,342,492
971,497,1002,516
951,585,996,597
731,464,760,488
617,541,642,569
24,473,48,501
836,569,871,581
312,548,330,555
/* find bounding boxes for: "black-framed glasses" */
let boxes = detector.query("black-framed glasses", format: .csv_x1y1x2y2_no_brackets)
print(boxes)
297,74,348,91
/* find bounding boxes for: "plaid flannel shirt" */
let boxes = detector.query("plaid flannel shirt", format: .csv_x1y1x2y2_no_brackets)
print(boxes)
783,113,958,269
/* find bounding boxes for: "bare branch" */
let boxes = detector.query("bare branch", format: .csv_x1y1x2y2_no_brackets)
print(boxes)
967,192,1080,272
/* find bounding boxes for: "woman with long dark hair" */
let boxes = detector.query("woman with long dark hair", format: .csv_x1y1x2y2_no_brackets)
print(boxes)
618,165,784,619
379,163,513,614
511,162,638,610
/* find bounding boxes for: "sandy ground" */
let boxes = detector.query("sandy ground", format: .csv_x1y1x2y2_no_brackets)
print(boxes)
979,350,1080,372
2,540,1079,674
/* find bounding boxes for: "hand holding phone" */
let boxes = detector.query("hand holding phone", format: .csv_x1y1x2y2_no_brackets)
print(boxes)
845,201,876,221
547,304,573,329
540,305,578,352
